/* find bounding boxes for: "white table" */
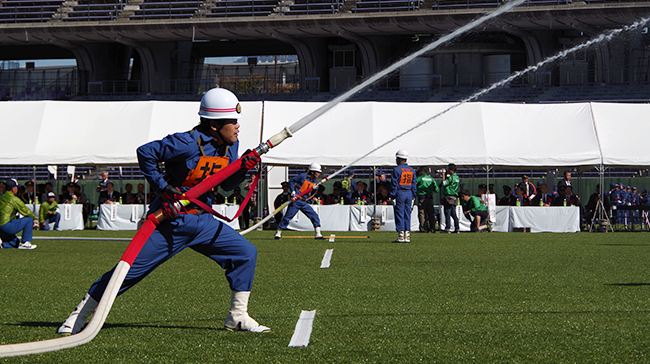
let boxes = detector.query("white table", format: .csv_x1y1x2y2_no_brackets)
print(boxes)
97,204,241,231
27,204,84,231
282,204,419,232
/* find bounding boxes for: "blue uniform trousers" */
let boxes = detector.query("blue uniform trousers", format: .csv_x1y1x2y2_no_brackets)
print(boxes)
40,212,61,231
87,213,257,301
394,190,413,232
0,217,33,248
278,199,321,229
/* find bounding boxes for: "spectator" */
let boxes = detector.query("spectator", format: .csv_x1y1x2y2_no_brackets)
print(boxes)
551,184,560,200
376,184,392,205
73,183,91,225
273,182,291,222
641,188,649,206
20,180,38,204
512,186,531,206
557,170,572,190
351,181,373,205
441,163,460,233
517,175,536,198
372,170,390,196
134,183,148,204
0,179,38,249
610,183,622,224
488,183,497,200
274,163,325,240
390,149,416,243
459,189,491,233
0,181,4,195
530,183,553,206
213,188,226,204
98,182,120,204
96,171,111,193
60,182,78,204
244,179,258,229
40,182,57,204
552,185,582,209
309,185,326,205
325,181,349,205
341,169,356,200
499,185,515,206
39,192,61,231
121,183,136,204
476,184,487,198
416,167,438,233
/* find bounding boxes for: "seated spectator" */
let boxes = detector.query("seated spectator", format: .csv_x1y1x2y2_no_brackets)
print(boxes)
376,184,392,205
459,189,491,233
0,179,38,249
60,182,78,204
40,182,57,204
121,183,136,204
74,183,87,205
325,181,349,205
228,187,244,205
99,182,120,204
40,192,61,231
273,181,291,222
308,185,326,205
517,175,536,199
552,186,582,209
488,184,497,200
372,170,390,196
512,186,531,206
499,185,515,206
213,188,226,204
477,184,487,197
350,181,373,205
20,180,38,204
530,183,553,206
134,183,147,204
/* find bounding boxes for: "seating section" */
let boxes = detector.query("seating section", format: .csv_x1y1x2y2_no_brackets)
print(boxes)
0,0,64,23
284,0,341,15
432,0,497,10
353,0,420,12
206,0,276,18
64,0,124,22
130,0,200,20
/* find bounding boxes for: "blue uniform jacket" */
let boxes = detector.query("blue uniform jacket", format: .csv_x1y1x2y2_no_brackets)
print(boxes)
390,163,417,198
137,127,244,210
289,173,317,195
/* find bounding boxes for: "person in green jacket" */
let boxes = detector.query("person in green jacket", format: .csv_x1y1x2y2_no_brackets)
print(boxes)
0,179,38,249
459,189,491,233
416,167,439,233
441,163,460,233
40,192,61,231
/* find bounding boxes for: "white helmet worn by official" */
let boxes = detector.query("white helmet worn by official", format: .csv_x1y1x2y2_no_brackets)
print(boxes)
198,88,242,120
396,149,409,159
309,163,322,173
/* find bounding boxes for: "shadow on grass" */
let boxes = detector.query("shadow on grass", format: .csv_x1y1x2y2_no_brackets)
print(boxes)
604,283,650,286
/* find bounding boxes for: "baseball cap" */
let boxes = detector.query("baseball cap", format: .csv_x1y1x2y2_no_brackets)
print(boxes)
47,192,56,198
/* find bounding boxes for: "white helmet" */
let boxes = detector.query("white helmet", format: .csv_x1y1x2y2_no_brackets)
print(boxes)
396,149,409,159
198,88,242,120
309,163,322,173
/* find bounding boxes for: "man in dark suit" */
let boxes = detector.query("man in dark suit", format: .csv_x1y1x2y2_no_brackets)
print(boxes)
531,183,554,206
517,175,536,199
98,182,121,204
499,185,516,206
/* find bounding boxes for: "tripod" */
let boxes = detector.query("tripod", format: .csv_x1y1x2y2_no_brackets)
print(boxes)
589,198,613,233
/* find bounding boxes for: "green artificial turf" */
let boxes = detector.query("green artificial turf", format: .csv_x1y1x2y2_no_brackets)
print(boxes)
2,231,650,363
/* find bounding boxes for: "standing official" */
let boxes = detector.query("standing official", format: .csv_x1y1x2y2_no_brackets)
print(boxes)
390,150,417,243
58,88,269,335
416,167,438,233
441,163,460,233
274,163,325,240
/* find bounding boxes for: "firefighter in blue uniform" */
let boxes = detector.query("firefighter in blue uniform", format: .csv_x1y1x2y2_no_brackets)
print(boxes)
58,88,270,335
274,163,326,240
390,149,417,243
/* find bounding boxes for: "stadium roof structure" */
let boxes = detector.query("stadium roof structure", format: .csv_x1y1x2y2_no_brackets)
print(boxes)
0,100,646,168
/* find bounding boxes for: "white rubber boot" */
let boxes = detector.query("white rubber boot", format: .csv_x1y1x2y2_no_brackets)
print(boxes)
315,227,325,240
405,230,411,243
224,291,270,333
274,228,282,240
57,293,98,335
392,231,405,243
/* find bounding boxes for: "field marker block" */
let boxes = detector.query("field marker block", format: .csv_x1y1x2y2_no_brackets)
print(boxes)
329,234,335,242
320,249,333,268
288,310,316,347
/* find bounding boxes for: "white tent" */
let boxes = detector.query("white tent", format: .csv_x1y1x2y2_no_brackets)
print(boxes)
591,103,650,167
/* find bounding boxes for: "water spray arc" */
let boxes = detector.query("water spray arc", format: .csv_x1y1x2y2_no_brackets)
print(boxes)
241,16,650,235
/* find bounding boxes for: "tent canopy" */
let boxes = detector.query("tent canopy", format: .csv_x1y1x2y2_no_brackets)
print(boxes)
0,100,645,168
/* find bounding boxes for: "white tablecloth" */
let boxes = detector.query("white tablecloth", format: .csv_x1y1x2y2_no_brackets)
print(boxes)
283,205,419,232
97,204,241,231
27,204,84,231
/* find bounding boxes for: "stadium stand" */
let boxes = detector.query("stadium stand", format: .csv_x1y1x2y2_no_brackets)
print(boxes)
353,0,420,12
130,0,201,20
206,0,277,18
284,0,341,15
63,0,125,22
0,0,64,23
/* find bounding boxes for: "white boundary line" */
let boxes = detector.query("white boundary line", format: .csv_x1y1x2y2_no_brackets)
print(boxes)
288,310,316,347
320,249,333,269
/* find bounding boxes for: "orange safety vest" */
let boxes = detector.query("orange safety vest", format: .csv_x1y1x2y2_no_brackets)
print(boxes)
399,167,414,186
299,179,315,193
181,132,230,187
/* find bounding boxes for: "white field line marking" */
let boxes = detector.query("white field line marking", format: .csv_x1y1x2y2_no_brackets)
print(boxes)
288,310,316,347
320,249,334,269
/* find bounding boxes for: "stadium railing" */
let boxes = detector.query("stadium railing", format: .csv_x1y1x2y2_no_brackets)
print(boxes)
206,0,277,18
353,0,420,12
